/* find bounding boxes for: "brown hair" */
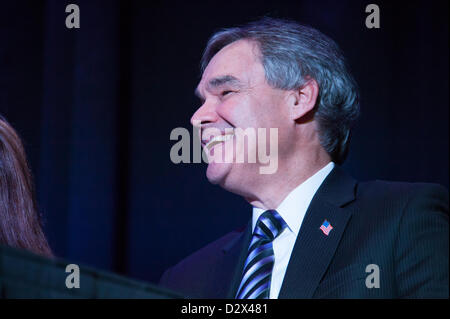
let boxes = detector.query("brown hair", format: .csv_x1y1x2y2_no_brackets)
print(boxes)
0,115,53,257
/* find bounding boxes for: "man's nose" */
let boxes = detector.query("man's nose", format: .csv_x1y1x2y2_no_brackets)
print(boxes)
190,102,218,127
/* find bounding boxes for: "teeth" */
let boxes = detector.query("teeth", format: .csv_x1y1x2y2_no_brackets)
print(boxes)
205,134,234,150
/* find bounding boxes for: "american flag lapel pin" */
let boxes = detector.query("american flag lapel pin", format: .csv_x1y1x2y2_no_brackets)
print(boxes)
319,220,333,236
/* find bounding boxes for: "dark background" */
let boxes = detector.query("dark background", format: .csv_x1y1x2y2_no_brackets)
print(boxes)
0,0,448,284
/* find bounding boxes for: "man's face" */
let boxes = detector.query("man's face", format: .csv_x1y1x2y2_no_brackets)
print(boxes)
191,40,292,196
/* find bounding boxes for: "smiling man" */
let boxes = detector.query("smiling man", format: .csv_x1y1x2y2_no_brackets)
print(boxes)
159,18,448,299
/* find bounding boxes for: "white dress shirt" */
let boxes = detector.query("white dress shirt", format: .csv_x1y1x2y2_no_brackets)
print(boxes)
251,162,335,299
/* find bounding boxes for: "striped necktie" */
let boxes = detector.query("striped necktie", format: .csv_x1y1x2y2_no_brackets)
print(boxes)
235,209,287,299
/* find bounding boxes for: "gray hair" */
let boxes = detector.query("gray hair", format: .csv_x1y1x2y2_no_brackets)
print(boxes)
200,17,360,164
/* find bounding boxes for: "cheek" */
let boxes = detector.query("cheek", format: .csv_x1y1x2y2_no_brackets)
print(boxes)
217,93,285,130
245,100,279,130
217,98,254,127
216,100,236,122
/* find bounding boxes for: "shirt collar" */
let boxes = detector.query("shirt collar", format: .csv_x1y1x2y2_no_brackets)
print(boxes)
252,162,335,235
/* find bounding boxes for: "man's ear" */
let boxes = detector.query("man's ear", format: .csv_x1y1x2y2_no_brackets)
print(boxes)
288,79,319,122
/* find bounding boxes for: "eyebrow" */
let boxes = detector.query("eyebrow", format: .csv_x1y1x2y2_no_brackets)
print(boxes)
195,75,242,100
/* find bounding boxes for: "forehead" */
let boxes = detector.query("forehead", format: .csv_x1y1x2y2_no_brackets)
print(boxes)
199,39,265,88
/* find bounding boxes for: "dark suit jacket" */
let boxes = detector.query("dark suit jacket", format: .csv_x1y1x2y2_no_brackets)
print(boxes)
159,166,449,298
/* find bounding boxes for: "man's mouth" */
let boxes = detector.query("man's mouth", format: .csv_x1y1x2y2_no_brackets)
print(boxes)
203,132,235,151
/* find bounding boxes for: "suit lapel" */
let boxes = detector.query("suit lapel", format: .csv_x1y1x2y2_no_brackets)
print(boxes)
278,166,357,298
221,222,252,299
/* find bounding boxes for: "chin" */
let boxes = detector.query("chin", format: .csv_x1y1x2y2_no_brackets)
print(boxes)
206,162,251,199
206,162,231,185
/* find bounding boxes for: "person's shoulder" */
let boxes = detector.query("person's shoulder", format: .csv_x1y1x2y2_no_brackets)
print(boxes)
176,227,245,267
159,227,247,296
357,179,448,202
160,227,245,279
355,179,448,218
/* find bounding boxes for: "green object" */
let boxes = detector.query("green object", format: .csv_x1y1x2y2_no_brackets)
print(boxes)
0,245,183,299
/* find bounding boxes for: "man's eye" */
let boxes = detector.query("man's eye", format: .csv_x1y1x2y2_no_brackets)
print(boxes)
221,90,234,97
